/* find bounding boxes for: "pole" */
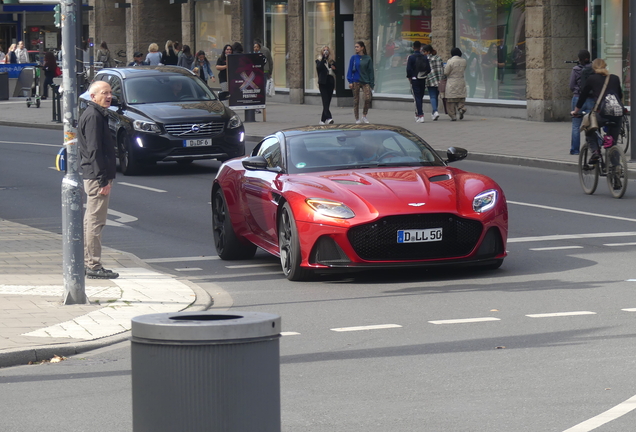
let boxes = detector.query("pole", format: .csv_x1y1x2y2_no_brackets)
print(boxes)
243,0,255,122
630,0,636,161
61,0,86,305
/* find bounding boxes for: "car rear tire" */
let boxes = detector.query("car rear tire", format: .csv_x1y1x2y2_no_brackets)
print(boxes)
212,188,257,260
278,203,312,281
118,130,139,176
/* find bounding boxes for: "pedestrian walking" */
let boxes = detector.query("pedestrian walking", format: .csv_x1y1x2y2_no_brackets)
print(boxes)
128,51,149,67
97,42,114,68
347,41,374,124
444,47,467,121
161,40,178,66
78,81,119,280
145,43,162,66
192,50,216,86
406,41,431,123
254,38,273,80
216,44,233,92
15,41,28,64
482,43,497,99
5,44,17,63
568,49,594,155
316,45,336,124
42,51,58,100
422,44,443,121
177,45,194,70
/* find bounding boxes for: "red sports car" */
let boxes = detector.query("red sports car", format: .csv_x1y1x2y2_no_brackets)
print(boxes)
212,124,508,280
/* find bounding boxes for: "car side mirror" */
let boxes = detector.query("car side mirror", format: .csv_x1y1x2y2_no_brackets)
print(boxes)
446,146,468,163
110,95,120,107
242,155,282,173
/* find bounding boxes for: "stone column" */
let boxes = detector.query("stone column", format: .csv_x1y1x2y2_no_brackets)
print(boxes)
231,0,243,46
89,0,126,64
526,0,586,122
354,0,372,56
125,0,181,64
601,0,622,78
181,2,195,50
430,0,453,60
288,0,304,103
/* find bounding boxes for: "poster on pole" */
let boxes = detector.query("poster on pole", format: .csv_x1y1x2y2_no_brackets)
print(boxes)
227,53,266,110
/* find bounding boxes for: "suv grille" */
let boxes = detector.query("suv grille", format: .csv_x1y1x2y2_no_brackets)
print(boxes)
347,214,483,261
165,122,225,138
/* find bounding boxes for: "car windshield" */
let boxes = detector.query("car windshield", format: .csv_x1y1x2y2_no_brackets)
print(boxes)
285,129,445,174
123,75,216,104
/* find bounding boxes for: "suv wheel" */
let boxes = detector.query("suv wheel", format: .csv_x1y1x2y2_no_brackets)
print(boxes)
118,130,139,175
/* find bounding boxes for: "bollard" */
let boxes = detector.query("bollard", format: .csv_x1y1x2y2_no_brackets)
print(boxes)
51,84,61,123
131,311,281,432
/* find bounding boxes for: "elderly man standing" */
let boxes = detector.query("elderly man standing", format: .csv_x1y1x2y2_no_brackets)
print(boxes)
78,81,119,279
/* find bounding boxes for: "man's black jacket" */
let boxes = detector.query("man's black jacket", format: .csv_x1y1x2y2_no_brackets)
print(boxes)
78,101,116,187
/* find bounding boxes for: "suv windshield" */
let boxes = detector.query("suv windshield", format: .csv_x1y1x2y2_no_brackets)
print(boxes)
286,129,445,174
124,75,217,104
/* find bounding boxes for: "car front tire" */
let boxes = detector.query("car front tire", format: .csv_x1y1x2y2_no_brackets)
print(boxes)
278,202,312,281
118,129,139,176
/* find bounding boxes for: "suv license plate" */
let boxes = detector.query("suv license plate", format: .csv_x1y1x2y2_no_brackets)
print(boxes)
184,138,211,147
397,228,443,243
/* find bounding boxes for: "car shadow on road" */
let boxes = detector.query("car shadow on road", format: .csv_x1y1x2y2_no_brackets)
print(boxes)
116,160,221,177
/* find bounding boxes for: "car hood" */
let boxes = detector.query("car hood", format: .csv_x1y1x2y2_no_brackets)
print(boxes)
128,101,228,123
287,166,496,219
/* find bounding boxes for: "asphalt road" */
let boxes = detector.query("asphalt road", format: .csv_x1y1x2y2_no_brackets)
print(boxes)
2,125,636,431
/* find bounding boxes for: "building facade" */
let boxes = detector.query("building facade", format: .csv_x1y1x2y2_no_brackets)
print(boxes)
3,0,627,122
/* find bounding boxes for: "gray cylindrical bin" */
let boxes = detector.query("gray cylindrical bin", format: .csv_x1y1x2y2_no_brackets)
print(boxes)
0,72,9,100
131,311,281,432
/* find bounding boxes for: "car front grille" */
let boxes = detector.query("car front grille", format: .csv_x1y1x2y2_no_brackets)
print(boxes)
164,122,225,138
347,214,483,261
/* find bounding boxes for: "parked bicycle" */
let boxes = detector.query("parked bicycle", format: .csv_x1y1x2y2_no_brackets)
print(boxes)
578,120,629,198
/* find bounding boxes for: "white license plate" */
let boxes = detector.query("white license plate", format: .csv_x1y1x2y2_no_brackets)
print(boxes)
184,138,211,147
397,228,443,243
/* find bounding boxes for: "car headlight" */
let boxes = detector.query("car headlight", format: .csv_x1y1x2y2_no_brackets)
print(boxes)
133,120,161,133
228,114,242,129
306,198,355,219
473,190,497,213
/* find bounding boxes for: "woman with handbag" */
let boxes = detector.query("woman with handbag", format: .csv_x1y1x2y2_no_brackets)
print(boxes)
42,51,59,100
316,45,336,124
571,58,623,164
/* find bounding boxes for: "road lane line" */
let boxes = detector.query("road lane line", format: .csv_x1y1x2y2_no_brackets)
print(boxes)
331,324,402,332
561,394,636,432
0,140,59,147
226,263,280,269
175,268,203,272
281,332,301,336
604,242,636,247
526,311,596,318
621,308,636,312
509,232,636,243
428,317,500,325
144,256,219,263
529,246,584,251
117,182,167,193
508,201,636,223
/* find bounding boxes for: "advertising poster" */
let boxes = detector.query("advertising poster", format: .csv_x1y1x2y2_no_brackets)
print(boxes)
228,53,266,110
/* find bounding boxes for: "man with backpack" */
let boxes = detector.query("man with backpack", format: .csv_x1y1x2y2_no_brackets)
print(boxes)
406,41,431,123
569,49,594,155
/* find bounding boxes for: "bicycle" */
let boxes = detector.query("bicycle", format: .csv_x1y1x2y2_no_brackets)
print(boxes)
578,120,629,198
615,107,630,153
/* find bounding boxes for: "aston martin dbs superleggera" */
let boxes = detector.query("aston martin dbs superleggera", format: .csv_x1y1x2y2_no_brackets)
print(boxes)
211,124,508,281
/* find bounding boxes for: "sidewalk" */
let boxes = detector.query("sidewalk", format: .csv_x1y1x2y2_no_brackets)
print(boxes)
0,95,633,368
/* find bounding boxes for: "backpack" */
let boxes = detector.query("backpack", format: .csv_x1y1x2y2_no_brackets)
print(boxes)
578,64,593,92
415,54,430,79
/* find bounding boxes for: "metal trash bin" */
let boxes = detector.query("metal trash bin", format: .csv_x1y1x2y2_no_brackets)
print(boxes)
0,72,8,100
131,311,282,432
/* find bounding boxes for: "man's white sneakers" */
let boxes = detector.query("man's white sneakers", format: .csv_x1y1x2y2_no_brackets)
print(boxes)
416,116,425,123
432,111,440,121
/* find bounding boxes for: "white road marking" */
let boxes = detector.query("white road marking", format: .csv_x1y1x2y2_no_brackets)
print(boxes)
529,246,584,251
508,201,636,223
144,256,219,263
561,394,636,432
117,182,166,193
0,140,59,147
621,308,636,312
526,311,596,318
281,332,301,336
226,263,280,269
331,324,402,332
509,232,636,243
428,317,500,325
604,242,636,247
106,208,138,227
175,267,203,272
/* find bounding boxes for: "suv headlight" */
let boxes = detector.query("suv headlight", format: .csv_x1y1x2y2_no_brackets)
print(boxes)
473,190,497,213
228,114,242,129
306,198,355,219
133,120,161,133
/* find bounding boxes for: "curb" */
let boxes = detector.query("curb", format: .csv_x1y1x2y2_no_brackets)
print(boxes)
0,120,63,131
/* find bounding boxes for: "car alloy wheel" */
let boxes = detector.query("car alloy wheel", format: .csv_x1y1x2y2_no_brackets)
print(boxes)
278,203,312,281
118,130,139,176
212,188,256,260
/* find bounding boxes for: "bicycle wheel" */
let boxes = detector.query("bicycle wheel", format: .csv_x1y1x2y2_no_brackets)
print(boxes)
606,146,628,198
579,142,599,195
616,115,630,154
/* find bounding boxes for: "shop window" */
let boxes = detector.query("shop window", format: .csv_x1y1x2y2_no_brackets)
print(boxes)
304,0,335,91
265,0,288,89
195,0,233,65
456,0,526,101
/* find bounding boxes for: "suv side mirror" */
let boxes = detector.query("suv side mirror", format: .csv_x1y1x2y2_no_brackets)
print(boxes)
110,95,120,107
446,146,468,163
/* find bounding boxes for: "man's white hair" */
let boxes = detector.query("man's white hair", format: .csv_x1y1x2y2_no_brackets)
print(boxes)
88,80,110,96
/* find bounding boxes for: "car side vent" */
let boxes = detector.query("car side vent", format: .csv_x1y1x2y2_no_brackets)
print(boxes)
429,174,451,182
309,236,351,266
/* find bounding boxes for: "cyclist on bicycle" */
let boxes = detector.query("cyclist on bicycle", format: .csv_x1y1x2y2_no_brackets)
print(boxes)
568,50,593,155
571,58,623,164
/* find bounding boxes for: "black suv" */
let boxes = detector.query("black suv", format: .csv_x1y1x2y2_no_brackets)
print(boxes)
79,66,245,175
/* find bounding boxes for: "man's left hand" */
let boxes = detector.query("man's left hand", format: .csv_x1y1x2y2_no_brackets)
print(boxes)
98,184,111,196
